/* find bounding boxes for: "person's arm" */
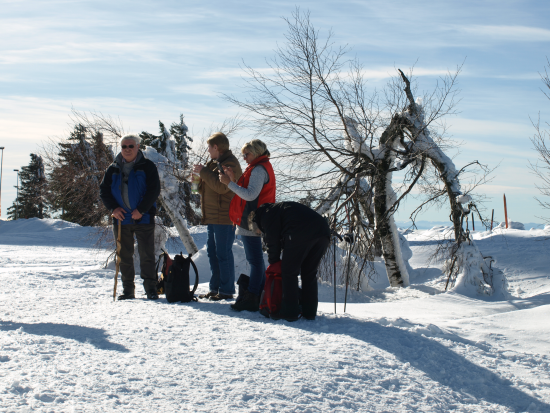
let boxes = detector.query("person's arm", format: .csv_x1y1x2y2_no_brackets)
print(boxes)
200,165,233,195
227,166,267,201
136,161,161,214
99,166,121,211
261,215,282,264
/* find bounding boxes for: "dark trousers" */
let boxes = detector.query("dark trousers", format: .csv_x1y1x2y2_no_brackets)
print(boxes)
113,223,157,294
281,236,330,311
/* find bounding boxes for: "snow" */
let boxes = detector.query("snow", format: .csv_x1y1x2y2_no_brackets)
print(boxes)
495,221,526,230
1,218,550,412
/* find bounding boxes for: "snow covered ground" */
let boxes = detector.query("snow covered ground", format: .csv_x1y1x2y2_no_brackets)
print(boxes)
1,218,549,412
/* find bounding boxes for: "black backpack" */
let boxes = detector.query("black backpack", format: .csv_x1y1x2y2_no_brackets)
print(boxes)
164,253,199,303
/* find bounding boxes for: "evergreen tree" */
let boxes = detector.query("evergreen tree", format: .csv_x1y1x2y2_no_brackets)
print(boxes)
7,154,48,220
140,115,200,225
47,124,113,226
170,114,193,166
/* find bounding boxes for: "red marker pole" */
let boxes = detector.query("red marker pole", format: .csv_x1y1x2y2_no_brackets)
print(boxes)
503,194,508,229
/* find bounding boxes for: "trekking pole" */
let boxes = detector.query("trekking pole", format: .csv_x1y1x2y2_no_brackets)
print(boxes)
343,233,353,313
113,219,122,301
331,230,343,314
490,209,494,231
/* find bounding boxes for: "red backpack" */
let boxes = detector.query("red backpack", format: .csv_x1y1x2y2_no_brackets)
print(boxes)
259,261,283,318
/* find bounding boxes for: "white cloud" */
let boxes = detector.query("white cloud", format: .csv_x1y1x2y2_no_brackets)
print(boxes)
456,25,550,42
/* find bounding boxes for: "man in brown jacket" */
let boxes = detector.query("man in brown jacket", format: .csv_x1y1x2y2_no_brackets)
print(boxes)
193,132,242,300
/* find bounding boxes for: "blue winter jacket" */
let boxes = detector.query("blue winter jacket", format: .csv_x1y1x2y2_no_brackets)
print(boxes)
99,151,161,225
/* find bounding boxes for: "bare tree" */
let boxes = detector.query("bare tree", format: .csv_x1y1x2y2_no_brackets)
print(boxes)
226,9,505,297
529,59,550,216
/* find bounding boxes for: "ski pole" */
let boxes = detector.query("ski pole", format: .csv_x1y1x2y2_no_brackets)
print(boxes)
333,236,337,314
343,233,353,313
113,219,122,301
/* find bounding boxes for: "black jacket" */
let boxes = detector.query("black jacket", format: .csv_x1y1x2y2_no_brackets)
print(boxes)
99,151,161,224
254,202,331,264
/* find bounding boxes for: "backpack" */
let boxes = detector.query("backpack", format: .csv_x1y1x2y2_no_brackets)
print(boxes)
259,261,283,317
164,253,199,303
155,250,173,295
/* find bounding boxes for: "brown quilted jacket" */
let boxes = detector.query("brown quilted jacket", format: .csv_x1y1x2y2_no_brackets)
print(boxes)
198,150,243,225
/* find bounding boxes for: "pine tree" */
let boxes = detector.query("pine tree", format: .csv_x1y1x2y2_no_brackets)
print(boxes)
140,115,200,225
47,124,113,226
7,154,48,220
170,114,193,166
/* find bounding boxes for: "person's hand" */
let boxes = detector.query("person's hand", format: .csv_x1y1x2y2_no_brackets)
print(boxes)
112,207,126,221
193,164,205,174
223,166,236,182
219,172,231,185
131,209,143,220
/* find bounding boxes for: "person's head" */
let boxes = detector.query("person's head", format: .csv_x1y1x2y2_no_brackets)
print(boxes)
207,132,229,160
120,134,140,162
241,139,270,164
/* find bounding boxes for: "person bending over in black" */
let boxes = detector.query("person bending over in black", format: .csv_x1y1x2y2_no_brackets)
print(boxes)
252,202,331,321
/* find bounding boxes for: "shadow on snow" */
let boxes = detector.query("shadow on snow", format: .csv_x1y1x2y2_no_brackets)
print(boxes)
189,300,548,412
0,321,129,353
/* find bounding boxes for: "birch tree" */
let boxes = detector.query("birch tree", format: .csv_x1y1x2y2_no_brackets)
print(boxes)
227,9,505,296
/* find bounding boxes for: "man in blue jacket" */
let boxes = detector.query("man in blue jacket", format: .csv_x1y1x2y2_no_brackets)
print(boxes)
100,134,161,300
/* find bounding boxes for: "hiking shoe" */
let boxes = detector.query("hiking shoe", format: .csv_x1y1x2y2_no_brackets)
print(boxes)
209,293,234,301
146,292,159,300
118,292,135,300
199,291,218,299
270,300,300,322
230,291,259,312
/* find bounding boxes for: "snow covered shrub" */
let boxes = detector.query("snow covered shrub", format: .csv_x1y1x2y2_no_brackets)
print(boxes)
444,241,509,299
495,221,525,230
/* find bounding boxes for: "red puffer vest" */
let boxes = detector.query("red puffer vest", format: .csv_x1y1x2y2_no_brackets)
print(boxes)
229,155,276,228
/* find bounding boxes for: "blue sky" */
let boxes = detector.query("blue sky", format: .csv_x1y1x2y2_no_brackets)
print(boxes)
1,0,549,224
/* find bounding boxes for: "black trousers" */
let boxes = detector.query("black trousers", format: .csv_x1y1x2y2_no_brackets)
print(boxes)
281,235,330,310
113,223,157,294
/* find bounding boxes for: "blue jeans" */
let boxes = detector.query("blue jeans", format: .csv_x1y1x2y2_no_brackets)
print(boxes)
241,235,266,295
206,224,236,295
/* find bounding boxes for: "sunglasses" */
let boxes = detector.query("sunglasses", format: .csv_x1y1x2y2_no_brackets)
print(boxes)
243,152,251,158
121,145,135,149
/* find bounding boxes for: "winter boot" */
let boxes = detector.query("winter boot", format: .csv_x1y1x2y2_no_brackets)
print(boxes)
146,291,159,300
235,274,250,303
301,301,318,320
118,291,135,300
230,290,260,312
270,299,300,322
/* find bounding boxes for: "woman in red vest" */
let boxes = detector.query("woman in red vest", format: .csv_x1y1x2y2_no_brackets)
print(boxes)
219,139,276,311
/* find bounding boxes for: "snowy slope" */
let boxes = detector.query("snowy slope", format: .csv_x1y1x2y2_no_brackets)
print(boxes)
0,219,549,412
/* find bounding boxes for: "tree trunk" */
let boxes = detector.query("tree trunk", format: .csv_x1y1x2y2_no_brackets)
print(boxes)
372,139,409,287
144,147,199,256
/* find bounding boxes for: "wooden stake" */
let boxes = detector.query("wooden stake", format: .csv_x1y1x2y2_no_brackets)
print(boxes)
503,194,508,229
114,220,121,301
